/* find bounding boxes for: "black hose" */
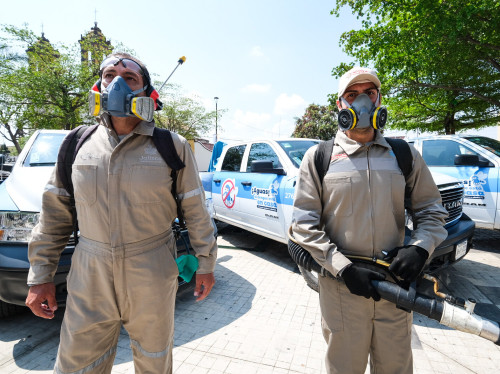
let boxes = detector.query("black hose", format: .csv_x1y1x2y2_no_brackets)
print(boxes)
288,234,500,345
288,238,329,276
288,237,443,320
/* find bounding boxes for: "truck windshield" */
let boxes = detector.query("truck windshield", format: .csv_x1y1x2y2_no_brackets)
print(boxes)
23,133,67,167
276,140,319,168
464,136,500,157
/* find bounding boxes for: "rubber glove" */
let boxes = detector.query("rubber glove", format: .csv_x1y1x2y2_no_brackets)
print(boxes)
341,263,386,301
385,245,429,283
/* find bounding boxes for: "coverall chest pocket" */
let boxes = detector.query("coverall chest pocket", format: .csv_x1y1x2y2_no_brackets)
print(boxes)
73,164,97,206
128,165,170,204
323,176,353,216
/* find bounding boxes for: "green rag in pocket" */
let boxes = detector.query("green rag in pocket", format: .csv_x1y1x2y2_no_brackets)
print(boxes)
175,254,199,283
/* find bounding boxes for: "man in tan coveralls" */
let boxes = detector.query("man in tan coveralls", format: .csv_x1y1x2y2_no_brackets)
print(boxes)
291,67,448,373
25,52,217,374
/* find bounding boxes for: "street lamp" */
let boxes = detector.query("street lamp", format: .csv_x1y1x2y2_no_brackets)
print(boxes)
214,97,219,142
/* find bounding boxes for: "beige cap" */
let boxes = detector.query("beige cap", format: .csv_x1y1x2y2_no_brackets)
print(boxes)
338,67,381,97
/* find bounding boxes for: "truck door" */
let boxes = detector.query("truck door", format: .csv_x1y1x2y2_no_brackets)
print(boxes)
211,144,247,224
240,142,286,240
421,138,499,228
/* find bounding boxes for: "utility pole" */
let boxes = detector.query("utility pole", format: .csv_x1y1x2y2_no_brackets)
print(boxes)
214,97,219,142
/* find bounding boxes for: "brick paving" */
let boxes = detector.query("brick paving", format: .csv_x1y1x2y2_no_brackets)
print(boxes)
0,226,499,373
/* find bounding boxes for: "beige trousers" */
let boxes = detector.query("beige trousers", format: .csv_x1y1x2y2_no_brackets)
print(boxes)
319,275,413,374
54,233,179,374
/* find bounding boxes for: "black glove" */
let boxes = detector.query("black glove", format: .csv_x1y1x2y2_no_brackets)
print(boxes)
341,263,386,301
385,245,429,283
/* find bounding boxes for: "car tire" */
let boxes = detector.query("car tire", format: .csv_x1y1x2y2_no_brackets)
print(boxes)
298,265,319,293
0,300,27,318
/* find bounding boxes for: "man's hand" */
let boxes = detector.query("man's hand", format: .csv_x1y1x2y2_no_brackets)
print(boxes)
341,264,386,301
194,272,215,302
385,245,429,283
25,282,58,319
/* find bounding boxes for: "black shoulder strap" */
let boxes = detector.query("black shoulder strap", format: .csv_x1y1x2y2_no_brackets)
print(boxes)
74,125,99,162
385,137,413,204
384,137,412,180
152,127,185,171
152,127,187,229
58,125,87,195
314,138,335,184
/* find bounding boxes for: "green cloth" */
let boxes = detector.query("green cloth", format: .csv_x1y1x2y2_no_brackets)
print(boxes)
175,255,199,282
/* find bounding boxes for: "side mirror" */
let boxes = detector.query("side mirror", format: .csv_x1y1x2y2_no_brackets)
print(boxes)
454,154,493,167
251,160,286,175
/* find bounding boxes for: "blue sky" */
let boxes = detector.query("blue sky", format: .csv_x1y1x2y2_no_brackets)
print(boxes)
2,0,498,142
1,0,361,142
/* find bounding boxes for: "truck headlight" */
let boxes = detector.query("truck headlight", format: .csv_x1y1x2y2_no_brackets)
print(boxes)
0,212,39,242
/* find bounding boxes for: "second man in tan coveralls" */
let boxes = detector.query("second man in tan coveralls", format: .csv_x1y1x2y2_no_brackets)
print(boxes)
291,67,448,373
25,52,217,374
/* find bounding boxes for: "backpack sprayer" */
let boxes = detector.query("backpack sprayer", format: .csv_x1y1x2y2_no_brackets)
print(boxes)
287,231,500,345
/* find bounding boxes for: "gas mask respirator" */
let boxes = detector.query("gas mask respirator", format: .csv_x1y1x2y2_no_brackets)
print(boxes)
89,76,155,122
337,93,388,131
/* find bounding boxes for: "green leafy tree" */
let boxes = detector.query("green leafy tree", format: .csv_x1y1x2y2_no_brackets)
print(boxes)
331,0,500,134
292,103,338,140
154,85,220,140
0,25,110,151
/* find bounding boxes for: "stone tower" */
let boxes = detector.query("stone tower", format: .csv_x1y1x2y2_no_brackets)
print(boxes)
79,22,113,68
26,32,60,70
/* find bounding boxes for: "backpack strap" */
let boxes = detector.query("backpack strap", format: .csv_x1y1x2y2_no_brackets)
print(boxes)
384,137,413,204
384,137,412,180
73,125,99,162
58,125,87,196
314,138,335,185
152,127,186,171
152,128,187,229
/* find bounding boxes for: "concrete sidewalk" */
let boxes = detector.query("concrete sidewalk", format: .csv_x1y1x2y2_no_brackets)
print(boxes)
114,228,500,373
0,228,499,373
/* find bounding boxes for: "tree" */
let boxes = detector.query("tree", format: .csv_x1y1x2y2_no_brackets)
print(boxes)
331,0,500,134
292,103,338,140
154,85,219,140
0,25,109,151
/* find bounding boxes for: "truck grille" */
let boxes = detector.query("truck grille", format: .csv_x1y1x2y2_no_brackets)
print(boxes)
438,182,464,224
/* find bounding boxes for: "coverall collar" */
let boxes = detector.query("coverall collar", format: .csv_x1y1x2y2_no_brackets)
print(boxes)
99,113,155,137
336,129,391,156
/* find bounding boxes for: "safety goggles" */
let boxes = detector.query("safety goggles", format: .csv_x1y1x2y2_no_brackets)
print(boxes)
99,57,144,76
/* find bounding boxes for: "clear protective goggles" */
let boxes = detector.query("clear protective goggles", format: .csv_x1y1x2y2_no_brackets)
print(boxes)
99,57,145,76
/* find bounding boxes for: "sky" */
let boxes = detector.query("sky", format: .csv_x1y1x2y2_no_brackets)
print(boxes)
1,0,362,143
2,0,498,143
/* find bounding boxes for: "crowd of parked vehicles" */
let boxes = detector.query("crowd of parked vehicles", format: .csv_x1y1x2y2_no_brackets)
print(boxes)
1,130,498,317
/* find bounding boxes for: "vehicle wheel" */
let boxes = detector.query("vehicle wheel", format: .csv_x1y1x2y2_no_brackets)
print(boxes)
0,300,27,318
298,265,319,293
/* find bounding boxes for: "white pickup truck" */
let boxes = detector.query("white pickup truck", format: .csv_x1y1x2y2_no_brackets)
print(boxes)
200,138,475,289
407,135,500,230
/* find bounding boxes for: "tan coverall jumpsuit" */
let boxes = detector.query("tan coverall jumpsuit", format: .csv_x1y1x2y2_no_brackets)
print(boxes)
28,115,217,374
291,130,448,374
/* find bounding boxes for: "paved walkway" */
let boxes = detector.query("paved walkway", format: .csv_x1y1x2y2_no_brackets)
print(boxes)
0,228,499,373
